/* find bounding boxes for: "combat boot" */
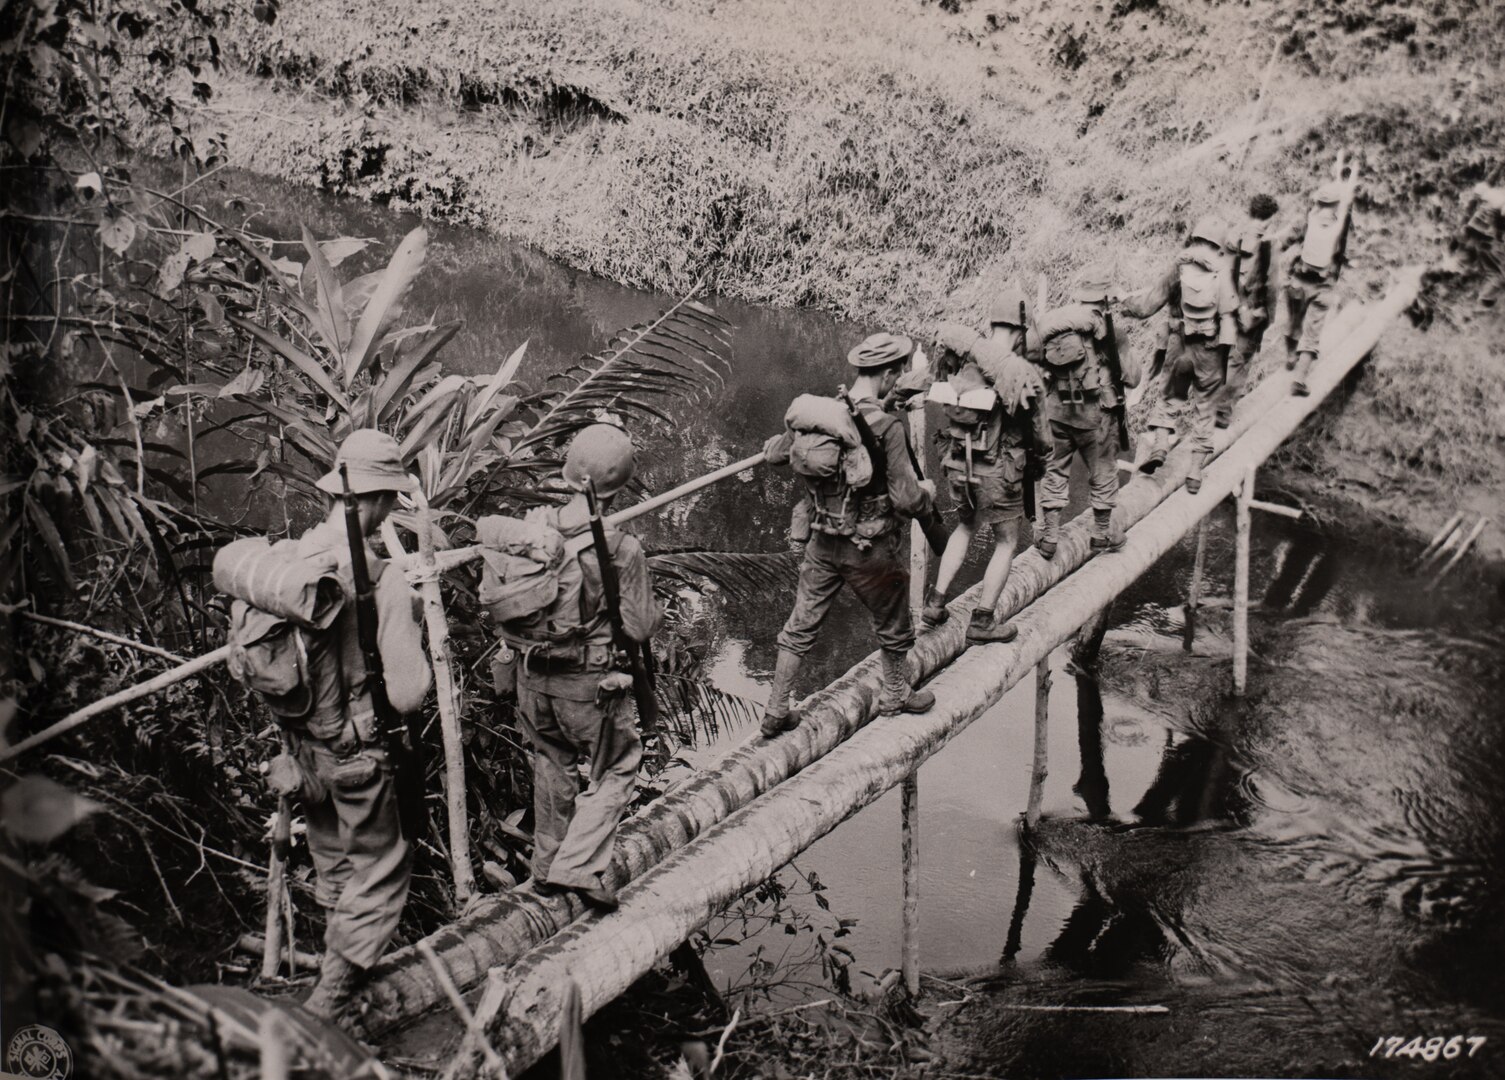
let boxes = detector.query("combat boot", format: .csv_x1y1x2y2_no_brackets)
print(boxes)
1291,351,1316,396
1185,451,1210,495
1089,508,1124,553
965,607,1018,644
877,650,935,716
576,875,619,912
304,949,365,1023
1036,509,1062,560
759,650,804,737
1140,428,1169,475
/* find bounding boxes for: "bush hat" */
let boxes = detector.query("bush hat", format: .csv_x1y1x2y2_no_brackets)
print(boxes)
848,332,915,369
315,429,417,495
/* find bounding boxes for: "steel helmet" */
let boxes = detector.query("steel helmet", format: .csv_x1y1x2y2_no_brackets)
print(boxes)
315,428,416,495
987,283,1029,328
933,321,978,359
847,332,915,370
562,423,636,499
1070,263,1114,304
1189,214,1227,249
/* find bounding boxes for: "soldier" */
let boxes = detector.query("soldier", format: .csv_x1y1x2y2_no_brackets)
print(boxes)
1283,175,1357,396
1454,179,1505,309
1034,266,1143,556
921,316,1050,644
490,424,663,912
1220,193,1282,427
1121,216,1239,492
760,333,938,736
220,429,432,1022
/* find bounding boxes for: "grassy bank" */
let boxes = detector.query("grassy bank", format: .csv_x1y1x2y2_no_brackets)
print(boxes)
191,0,1505,558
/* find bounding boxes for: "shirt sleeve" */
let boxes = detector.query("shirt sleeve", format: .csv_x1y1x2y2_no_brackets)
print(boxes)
871,409,931,518
375,564,432,715
1119,266,1176,320
763,430,793,465
1216,269,1239,347
610,532,663,644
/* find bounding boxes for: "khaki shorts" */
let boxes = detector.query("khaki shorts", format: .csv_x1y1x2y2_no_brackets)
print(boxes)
947,462,1025,528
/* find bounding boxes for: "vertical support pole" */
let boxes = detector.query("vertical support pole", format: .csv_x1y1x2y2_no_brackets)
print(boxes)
900,770,920,998
909,347,931,615
258,1011,288,1080
1026,657,1051,828
560,978,587,1080
1233,468,1253,695
386,511,476,905
1183,521,1209,653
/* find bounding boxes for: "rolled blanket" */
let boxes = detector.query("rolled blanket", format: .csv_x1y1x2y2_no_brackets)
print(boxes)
212,537,345,630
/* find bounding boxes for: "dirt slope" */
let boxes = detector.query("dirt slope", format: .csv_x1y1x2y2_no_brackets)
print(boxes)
189,0,1505,560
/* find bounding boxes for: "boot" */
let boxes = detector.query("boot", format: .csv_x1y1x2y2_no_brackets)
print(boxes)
1089,508,1124,553
921,584,949,629
576,875,619,912
759,650,804,737
965,607,1018,644
1185,451,1210,494
1036,509,1062,560
304,949,365,1023
877,649,935,716
1291,351,1316,396
1140,428,1169,475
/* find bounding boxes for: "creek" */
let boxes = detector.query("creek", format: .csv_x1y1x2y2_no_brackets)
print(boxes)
199,171,1505,1077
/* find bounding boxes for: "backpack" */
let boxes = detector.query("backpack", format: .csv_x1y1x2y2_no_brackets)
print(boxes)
476,510,595,647
929,361,1004,466
1035,304,1106,398
1177,253,1221,340
213,536,346,723
784,394,874,489
1300,202,1350,275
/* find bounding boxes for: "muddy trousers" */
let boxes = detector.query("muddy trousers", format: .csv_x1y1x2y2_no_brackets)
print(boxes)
1145,338,1225,455
1040,410,1120,514
1284,275,1334,356
303,742,412,970
776,530,914,657
518,672,642,890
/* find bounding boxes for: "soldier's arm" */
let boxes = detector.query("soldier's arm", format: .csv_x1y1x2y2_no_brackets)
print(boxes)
762,430,793,465
376,567,432,714
612,532,664,644
1217,271,1239,347
874,411,931,518
1110,323,1143,387
1118,266,1175,320
1030,402,1053,463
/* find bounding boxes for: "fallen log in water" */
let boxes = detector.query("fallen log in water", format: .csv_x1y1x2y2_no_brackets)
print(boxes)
357,271,1419,1042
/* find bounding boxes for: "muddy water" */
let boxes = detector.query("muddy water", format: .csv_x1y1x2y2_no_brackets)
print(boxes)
204,173,1505,1076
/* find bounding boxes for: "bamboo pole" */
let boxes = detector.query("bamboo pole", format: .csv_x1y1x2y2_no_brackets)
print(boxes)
440,273,1422,1073
0,455,770,766
387,497,476,904
1183,522,1209,653
1026,658,1050,828
1415,511,1464,565
261,731,293,980
1233,468,1253,696
1432,517,1489,583
18,611,188,663
349,271,1420,1039
0,645,231,764
1248,499,1302,520
900,770,920,998
258,1011,288,1080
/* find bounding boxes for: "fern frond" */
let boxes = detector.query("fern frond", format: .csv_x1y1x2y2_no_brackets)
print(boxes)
654,673,764,748
515,286,731,454
649,548,800,601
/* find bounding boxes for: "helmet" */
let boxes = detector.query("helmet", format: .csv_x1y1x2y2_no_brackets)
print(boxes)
848,332,915,370
315,428,416,495
1188,215,1227,249
933,321,978,358
1070,263,1114,303
1313,181,1345,206
562,423,636,499
987,283,1029,328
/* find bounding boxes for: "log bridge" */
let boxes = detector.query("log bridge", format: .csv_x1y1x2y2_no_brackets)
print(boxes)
353,270,1421,1075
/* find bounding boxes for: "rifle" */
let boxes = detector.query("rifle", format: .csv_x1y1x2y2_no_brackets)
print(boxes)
841,386,949,555
1098,312,1132,452
1017,299,1038,521
582,479,664,770
339,465,426,842
1254,237,1272,322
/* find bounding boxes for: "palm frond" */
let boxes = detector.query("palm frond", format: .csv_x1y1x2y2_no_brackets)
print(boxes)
515,287,731,453
654,673,764,749
649,548,801,601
